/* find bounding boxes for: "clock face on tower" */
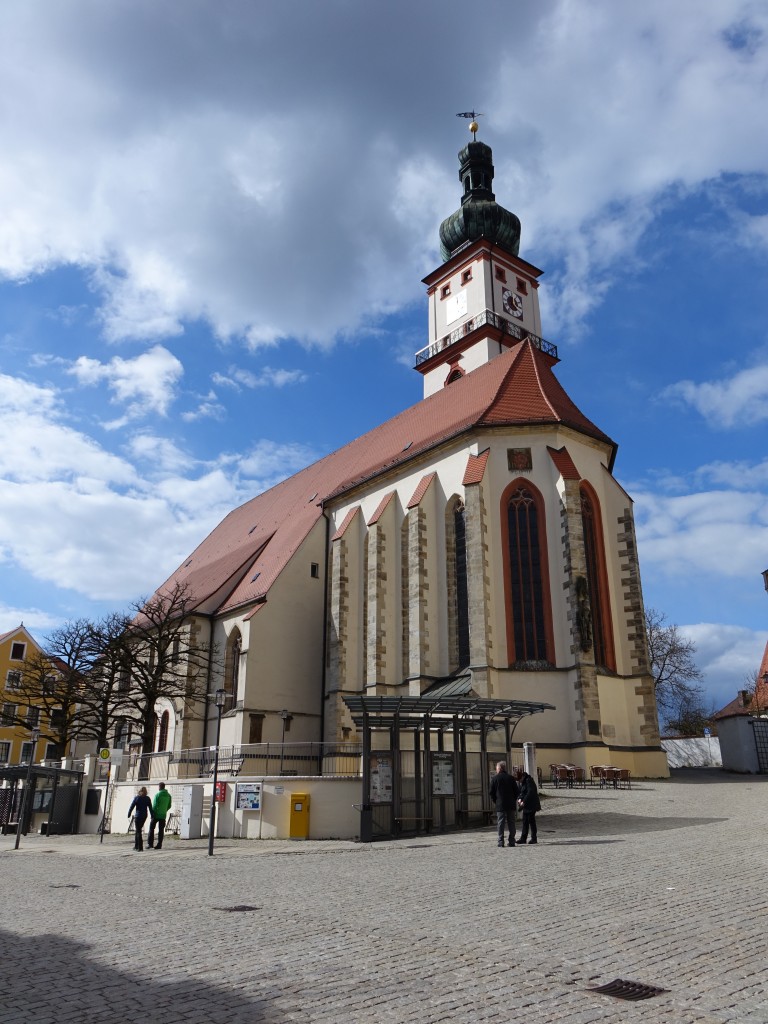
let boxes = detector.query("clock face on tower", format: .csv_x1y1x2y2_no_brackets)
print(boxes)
502,288,523,318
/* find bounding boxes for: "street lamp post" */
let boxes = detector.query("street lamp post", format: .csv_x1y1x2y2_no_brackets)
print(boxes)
14,727,40,851
208,688,226,856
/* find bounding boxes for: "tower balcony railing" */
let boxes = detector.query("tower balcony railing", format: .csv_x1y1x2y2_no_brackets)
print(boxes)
414,309,557,366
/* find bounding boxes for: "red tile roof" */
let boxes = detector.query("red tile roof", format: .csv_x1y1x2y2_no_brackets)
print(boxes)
714,639,768,718
151,340,617,617
331,506,361,541
407,473,436,509
368,491,395,525
547,445,581,480
463,449,490,486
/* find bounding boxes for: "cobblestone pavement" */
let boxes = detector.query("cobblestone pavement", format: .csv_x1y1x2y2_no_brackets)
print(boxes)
2,768,767,1024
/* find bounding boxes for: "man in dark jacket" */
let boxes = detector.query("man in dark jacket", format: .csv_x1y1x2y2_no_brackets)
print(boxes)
517,771,542,844
489,761,519,847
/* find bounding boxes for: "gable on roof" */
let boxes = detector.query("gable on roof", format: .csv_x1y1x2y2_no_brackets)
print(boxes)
150,339,616,620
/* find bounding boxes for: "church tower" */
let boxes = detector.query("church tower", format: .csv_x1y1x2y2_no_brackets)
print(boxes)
416,127,546,397
149,121,668,791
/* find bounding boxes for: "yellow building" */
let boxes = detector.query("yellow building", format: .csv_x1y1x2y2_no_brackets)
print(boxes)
0,625,60,765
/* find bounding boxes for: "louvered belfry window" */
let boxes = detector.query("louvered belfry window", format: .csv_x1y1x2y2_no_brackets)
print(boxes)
507,486,547,662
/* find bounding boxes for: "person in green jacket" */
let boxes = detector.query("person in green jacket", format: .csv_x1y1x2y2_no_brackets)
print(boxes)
148,782,172,849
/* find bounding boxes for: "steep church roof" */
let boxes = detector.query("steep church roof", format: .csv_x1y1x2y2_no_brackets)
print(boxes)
153,337,616,618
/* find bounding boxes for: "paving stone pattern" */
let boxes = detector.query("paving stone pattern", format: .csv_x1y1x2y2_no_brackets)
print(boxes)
1,769,767,1024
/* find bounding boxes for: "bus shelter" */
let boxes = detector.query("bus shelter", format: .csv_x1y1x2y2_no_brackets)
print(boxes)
0,763,84,836
343,690,555,841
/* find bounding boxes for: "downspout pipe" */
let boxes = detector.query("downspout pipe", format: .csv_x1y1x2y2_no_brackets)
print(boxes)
319,506,331,761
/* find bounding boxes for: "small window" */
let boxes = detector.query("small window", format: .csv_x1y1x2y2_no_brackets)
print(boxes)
495,267,507,282
10,642,26,660
249,714,264,744
25,707,40,728
310,562,320,579
171,636,181,664
6,670,21,691
461,269,472,284
118,668,130,693
1,704,15,726
446,369,464,385
114,719,130,749
20,741,34,764
440,284,451,299
45,743,62,760
516,277,528,295
43,675,56,696
50,708,64,732
0,741,10,763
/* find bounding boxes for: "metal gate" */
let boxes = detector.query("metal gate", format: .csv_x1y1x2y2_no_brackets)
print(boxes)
753,719,768,772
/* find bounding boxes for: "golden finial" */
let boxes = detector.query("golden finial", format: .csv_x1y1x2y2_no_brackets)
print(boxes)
456,110,484,141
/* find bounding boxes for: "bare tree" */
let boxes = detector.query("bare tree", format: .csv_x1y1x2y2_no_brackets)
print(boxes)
739,668,768,717
74,611,135,749
17,619,94,755
645,607,704,728
122,581,215,758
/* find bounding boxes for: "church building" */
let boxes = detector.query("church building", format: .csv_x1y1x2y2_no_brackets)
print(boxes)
146,129,667,779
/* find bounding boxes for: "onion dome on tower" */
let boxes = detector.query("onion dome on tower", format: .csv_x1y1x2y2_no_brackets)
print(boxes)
439,131,521,262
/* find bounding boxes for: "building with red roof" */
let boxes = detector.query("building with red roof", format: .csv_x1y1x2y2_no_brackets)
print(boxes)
712,638,768,772
137,133,668,779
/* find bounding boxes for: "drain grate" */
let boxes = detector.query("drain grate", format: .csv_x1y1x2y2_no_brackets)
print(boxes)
214,904,260,913
50,884,81,889
588,979,668,1001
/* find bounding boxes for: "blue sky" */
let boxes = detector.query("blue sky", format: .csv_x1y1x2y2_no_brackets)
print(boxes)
1,0,767,712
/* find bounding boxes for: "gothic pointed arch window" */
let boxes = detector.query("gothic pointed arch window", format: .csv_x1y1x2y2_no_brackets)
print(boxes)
446,497,470,670
157,710,169,752
501,480,554,666
580,484,616,671
225,628,242,701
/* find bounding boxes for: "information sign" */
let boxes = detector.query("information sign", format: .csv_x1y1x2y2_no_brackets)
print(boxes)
432,752,455,796
236,782,262,811
369,753,393,804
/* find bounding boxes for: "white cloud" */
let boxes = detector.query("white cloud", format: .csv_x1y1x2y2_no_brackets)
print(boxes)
683,622,768,709
0,1,765,348
662,363,768,428
0,370,318,603
212,365,308,391
68,345,184,422
635,487,768,579
0,603,61,636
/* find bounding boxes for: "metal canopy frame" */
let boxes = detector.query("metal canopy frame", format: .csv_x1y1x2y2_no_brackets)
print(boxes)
343,694,555,841
344,694,554,733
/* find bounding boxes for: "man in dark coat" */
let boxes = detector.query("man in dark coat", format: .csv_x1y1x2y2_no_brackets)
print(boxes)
489,761,519,847
517,771,542,844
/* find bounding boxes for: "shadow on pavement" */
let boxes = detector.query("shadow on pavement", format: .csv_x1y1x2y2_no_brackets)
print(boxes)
541,811,726,837
669,767,768,784
0,927,281,1024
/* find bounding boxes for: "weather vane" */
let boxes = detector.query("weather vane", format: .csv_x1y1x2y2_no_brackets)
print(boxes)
456,110,484,140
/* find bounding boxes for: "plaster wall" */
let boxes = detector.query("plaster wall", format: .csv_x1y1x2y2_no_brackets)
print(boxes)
718,717,760,773
105,775,361,841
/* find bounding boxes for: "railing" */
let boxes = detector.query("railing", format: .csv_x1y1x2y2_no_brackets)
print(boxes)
414,308,557,366
128,742,363,782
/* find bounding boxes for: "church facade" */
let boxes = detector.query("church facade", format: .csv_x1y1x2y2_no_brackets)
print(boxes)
146,134,667,778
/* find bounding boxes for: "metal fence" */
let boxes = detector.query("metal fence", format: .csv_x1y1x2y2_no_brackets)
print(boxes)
128,742,363,781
